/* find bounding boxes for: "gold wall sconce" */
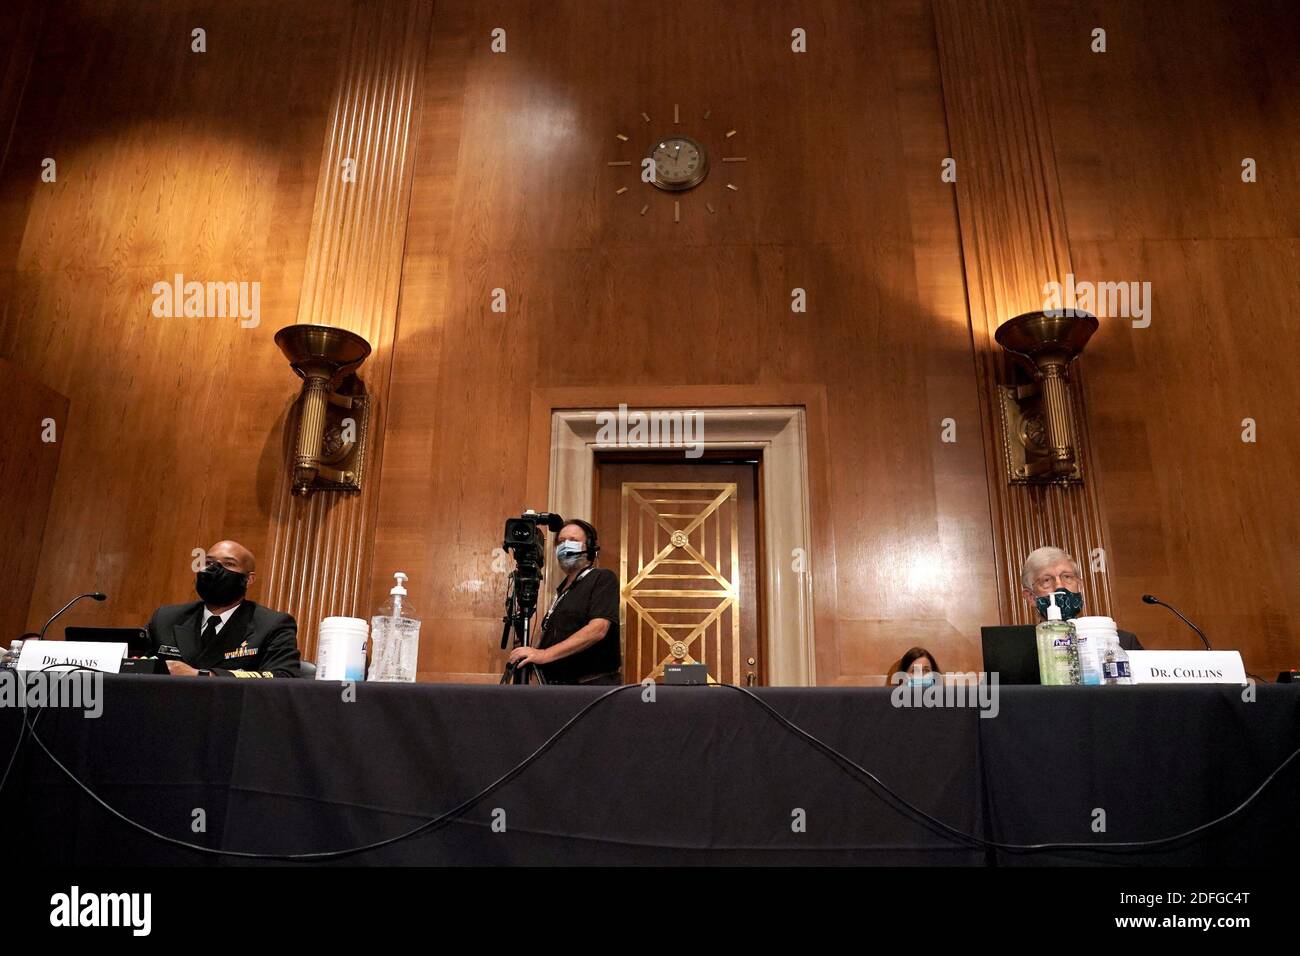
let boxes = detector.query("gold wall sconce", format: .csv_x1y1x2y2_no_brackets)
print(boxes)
994,309,1098,483
274,324,372,496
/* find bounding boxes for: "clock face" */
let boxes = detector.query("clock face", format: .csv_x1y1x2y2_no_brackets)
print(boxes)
648,135,708,191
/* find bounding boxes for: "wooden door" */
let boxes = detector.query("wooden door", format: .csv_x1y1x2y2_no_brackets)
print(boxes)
596,458,762,685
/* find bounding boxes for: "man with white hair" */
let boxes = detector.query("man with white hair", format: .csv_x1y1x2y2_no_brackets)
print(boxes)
1019,546,1085,619
979,545,1141,683
1018,545,1141,646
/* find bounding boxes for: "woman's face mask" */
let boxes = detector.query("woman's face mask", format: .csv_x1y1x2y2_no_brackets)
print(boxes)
1035,588,1084,620
908,673,936,688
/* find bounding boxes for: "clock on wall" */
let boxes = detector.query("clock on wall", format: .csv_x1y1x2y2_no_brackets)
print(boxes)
647,134,708,191
605,105,746,221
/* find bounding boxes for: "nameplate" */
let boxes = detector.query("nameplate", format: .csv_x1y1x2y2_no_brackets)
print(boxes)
1127,650,1246,684
15,639,125,674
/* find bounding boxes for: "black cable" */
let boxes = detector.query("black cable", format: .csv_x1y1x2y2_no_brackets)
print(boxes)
1,662,150,797
721,683,1300,853
0,662,56,796
13,675,1300,859
21,676,634,861
0,690,37,794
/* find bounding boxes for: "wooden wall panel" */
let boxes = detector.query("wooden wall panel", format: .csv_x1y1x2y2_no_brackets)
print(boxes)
3,0,1292,682
1029,0,1300,673
932,0,1116,630
0,357,67,643
0,0,44,177
261,0,433,660
372,0,997,683
0,0,349,633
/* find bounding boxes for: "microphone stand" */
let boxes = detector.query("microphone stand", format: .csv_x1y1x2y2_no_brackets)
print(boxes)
1142,594,1271,682
1141,594,1211,650
37,592,107,641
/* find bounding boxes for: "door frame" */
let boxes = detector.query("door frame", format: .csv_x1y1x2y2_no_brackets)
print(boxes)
532,399,817,686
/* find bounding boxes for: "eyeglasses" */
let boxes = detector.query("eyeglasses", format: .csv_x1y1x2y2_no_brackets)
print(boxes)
1033,571,1080,591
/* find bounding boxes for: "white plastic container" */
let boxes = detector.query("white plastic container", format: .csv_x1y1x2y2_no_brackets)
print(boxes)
1074,616,1132,685
1072,616,1119,686
315,616,369,681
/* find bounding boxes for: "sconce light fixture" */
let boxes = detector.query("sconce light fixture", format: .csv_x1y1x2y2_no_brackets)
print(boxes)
274,324,372,496
994,309,1098,483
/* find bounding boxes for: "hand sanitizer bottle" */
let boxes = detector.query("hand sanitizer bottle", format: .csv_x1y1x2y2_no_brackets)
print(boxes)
369,572,421,682
1035,594,1077,685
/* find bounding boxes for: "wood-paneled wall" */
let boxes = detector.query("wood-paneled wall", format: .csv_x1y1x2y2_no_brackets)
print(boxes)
0,0,351,633
0,357,67,643
934,0,1116,629
1030,0,1300,667
372,0,993,682
1,0,1296,681
261,0,432,664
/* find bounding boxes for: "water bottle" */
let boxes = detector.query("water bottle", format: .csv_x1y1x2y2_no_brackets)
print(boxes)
1074,616,1130,686
369,572,421,682
1101,633,1133,685
1,640,23,670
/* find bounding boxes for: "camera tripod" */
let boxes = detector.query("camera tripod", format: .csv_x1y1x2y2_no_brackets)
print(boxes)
499,568,547,685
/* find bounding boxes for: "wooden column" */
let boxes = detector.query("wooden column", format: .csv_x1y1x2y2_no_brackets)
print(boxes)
933,0,1114,623
263,0,432,656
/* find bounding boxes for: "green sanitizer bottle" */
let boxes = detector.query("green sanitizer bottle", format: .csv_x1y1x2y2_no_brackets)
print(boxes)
1035,594,1078,685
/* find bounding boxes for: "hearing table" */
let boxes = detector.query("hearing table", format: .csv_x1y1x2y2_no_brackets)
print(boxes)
1,675,1296,865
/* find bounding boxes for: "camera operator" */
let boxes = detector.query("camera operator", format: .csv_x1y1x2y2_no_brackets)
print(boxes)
507,519,622,685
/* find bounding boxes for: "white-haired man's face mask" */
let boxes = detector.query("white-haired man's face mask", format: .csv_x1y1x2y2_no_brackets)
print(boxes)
1022,555,1085,620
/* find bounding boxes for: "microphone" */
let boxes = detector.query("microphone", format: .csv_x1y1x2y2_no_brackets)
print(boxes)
1141,594,1211,650
37,591,108,641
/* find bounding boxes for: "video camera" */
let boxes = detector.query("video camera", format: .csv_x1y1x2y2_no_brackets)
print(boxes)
502,510,565,571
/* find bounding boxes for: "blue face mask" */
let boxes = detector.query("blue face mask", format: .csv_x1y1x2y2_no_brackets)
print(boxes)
908,674,936,688
556,541,586,563
1035,588,1084,620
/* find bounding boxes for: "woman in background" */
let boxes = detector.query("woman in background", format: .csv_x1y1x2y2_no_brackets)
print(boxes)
895,646,941,687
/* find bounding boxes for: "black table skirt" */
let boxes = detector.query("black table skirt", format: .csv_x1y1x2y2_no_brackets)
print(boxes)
2,675,1296,865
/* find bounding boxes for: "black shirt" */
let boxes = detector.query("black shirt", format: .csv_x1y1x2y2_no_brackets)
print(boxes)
537,566,621,684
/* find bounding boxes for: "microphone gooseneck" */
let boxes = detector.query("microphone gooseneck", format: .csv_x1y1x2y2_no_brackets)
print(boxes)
1142,593,1212,651
37,592,108,641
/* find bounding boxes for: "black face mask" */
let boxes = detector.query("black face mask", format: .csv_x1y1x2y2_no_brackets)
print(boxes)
195,563,249,607
1035,587,1084,620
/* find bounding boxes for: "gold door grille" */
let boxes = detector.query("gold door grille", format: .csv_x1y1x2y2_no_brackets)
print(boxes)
620,482,740,683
